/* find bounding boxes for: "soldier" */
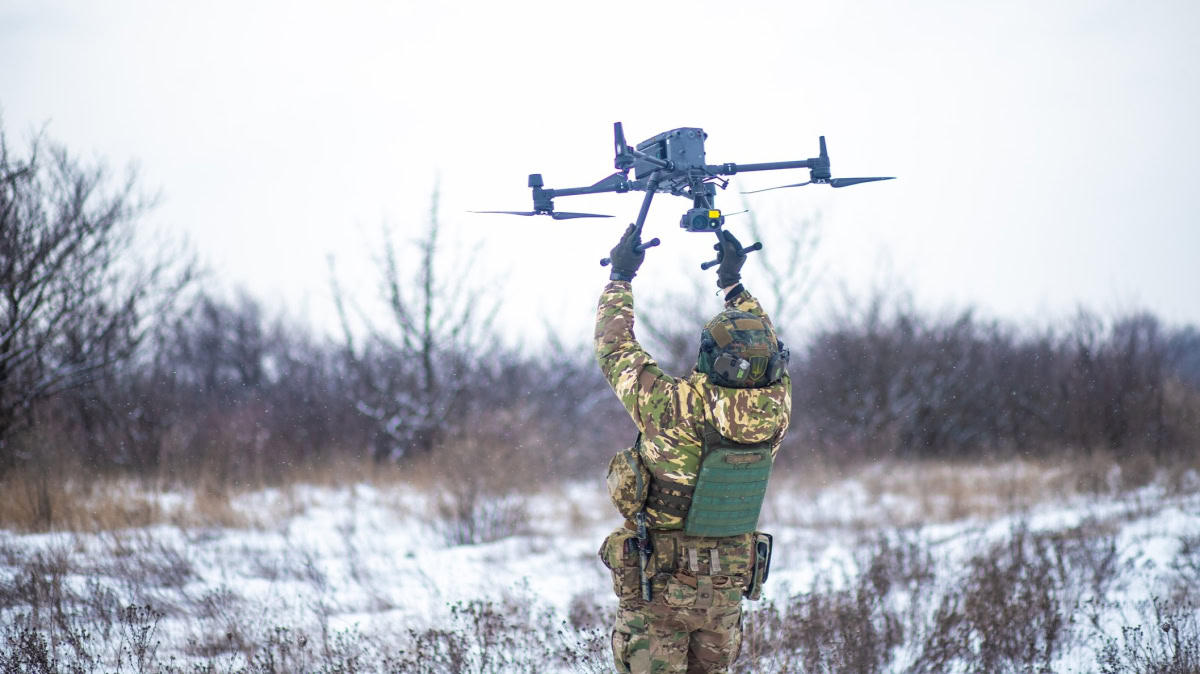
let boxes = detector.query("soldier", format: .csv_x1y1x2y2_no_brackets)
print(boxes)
596,223,791,674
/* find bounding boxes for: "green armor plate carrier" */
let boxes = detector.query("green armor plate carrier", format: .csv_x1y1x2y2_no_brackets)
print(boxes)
683,422,775,537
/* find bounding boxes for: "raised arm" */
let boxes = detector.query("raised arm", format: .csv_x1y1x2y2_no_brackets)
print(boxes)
722,283,778,335
712,228,780,334
594,281,682,438
720,280,791,458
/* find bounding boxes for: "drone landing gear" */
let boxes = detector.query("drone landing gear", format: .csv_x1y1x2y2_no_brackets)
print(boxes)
600,173,665,267
600,171,761,270
700,240,762,271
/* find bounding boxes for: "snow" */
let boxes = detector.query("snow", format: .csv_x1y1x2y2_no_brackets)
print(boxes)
1,467,1197,671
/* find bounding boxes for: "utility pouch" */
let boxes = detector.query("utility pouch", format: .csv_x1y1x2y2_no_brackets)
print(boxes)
744,531,773,601
606,436,650,520
599,527,650,601
663,572,743,609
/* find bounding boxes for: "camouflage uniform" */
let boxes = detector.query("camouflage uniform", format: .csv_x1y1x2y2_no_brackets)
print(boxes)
595,280,791,674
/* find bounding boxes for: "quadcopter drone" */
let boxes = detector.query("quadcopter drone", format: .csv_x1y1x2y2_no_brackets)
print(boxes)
473,122,893,269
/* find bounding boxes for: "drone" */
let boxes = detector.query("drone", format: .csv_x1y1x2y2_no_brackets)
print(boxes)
472,122,893,269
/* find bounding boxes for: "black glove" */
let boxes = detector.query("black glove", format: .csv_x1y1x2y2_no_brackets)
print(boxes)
715,229,747,288
608,223,646,282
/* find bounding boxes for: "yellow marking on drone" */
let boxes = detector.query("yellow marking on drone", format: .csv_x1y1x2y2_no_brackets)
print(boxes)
709,210,721,218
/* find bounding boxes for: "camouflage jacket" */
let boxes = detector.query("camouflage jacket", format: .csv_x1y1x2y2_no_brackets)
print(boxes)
594,281,792,530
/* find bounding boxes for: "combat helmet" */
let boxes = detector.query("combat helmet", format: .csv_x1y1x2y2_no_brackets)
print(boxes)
697,310,789,388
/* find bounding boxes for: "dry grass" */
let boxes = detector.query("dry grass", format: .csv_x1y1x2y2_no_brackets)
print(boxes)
738,521,1198,674
1,453,1196,672
0,561,611,674
401,436,536,545
764,450,1199,530
0,471,163,533
3,444,1194,535
0,469,257,533
0,435,542,541
4,537,1191,674
0,450,427,533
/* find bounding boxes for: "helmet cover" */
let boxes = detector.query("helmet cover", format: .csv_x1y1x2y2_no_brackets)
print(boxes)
697,310,787,388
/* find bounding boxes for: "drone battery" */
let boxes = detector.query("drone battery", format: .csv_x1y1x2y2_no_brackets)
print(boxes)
634,127,707,180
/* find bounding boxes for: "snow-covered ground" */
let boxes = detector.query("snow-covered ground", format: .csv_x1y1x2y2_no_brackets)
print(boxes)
2,462,1198,672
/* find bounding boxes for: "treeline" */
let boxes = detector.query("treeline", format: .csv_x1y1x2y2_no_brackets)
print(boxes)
2,129,1198,486
794,297,1200,459
21,237,629,483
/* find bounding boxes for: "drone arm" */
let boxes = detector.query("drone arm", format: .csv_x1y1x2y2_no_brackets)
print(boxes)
544,181,629,199
543,174,663,200
706,159,819,176
626,148,673,171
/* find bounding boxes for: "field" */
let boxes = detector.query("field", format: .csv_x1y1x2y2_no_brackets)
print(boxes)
2,456,1199,673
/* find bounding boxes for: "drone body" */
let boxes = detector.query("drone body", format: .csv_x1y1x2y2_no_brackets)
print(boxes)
472,122,893,267
630,128,707,185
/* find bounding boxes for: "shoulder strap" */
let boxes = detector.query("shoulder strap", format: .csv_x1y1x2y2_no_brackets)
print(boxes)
700,421,773,460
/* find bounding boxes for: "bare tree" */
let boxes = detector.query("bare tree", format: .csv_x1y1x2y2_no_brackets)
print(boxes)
741,204,824,329
336,188,497,460
107,290,365,477
0,128,192,476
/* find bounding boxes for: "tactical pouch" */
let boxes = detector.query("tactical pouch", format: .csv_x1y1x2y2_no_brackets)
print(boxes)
663,572,743,609
744,531,773,601
653,533,751,609
606,438,650,520
599,527,651,601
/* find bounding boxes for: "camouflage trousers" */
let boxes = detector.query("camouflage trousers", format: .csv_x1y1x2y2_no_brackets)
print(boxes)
611,599,743,674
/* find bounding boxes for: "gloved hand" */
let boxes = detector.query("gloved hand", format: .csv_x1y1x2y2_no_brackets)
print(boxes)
608,223,646,282
715,229,747,288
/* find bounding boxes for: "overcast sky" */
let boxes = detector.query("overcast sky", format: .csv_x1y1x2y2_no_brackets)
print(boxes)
3,0,1198,345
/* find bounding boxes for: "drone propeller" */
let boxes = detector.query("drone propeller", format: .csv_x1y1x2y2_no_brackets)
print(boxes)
741,177,894,194
740,182,810,194
551,211,615,220
830,177,895,188
470,210,614,220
